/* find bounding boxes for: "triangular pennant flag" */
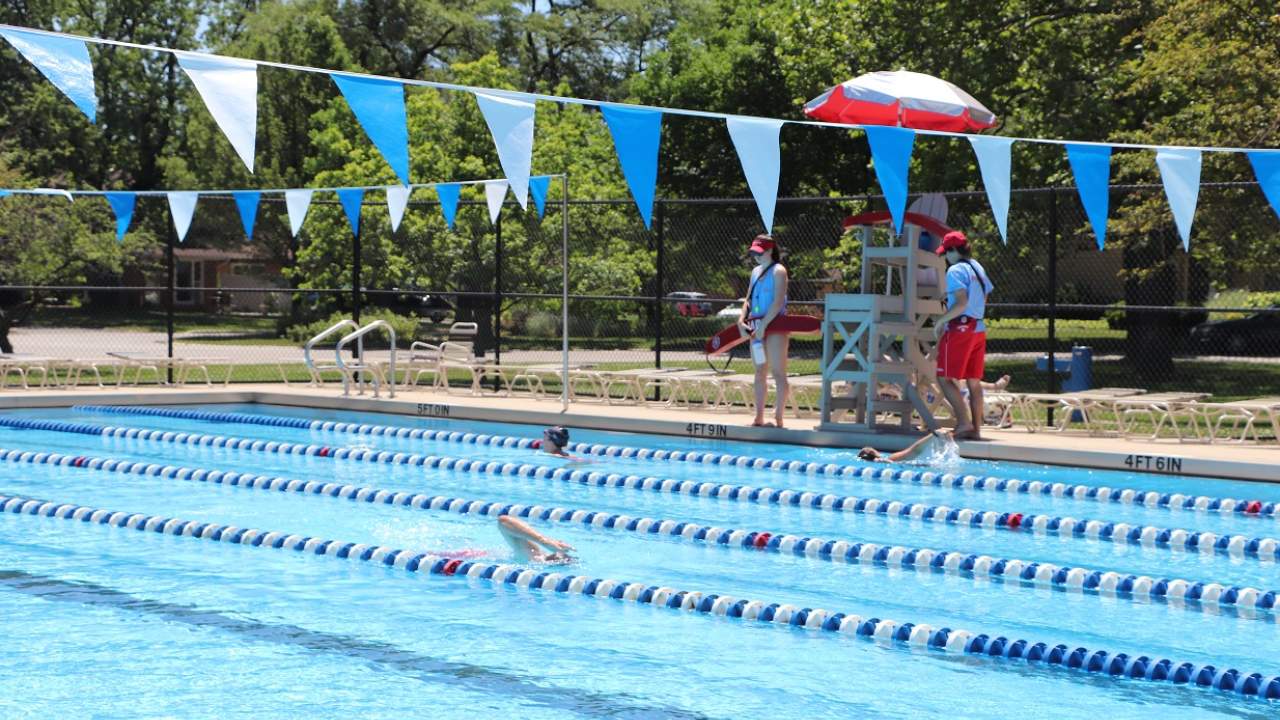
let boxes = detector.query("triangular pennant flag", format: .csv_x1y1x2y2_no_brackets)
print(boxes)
529,175,551,219
435,183,460,229
1065,144,1113,250
1155,148,1202,251
167,192,199,243
484,180,508,225
725,116,783,233
103,192,135,242
600,104,662,228
233,191,261,239
0,191,10,198
285,189,313,237
1,29,96,122
475,92,535,209
864,125,916,235
967,136,1015,244
176,52,259,173
28,188,73,201
1247,151,1280,223
331,74,410,184
385,185,410,232
335,188,364,237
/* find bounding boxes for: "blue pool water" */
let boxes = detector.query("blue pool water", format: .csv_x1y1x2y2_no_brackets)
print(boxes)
2,403,1278,718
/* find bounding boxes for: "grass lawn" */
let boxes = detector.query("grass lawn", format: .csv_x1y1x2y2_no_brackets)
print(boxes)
26,306,279,335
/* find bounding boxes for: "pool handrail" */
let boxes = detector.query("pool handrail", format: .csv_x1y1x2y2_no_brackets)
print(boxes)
303,318,359,386
335,320,396,398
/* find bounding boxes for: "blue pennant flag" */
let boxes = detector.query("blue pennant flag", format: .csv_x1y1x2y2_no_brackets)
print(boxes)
725,116,783,233
600,104,662,228
1155,148,1201,251
1065,144,1112,250
1,29,97,122
0,191,10,198
335,188,364,237
233,191,261,239
864,126,915,235
475,92,536,209
435,183,460,229
331,74,410,185
1247,151,1280,223
967,136,1014,243
103,192,135,242
529,176,551,218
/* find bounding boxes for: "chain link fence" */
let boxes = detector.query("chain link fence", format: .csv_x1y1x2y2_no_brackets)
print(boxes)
2,183,1278,398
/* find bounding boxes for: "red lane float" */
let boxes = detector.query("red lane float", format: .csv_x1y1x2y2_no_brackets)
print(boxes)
705,315,822,356
1006,513,1023,530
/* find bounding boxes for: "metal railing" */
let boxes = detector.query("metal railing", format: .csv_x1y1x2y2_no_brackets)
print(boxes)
336,320,396,398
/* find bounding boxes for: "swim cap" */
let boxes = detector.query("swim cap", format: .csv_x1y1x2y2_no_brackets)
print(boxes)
543,426,570,447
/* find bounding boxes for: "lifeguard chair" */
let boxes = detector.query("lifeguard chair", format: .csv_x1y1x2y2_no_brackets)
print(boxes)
819,194,950,432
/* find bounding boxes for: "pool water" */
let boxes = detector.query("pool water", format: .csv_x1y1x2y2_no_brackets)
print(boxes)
1,403,1277,718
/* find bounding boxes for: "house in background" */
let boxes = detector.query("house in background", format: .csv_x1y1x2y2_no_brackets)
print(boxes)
122,246,290,313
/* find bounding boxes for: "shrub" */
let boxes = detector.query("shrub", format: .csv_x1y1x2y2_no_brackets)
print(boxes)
285,310,419,347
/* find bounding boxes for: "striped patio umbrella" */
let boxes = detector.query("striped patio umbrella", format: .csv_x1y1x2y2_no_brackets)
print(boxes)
804,70,997,132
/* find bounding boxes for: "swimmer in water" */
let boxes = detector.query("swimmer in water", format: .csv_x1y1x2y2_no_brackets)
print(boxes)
497,515,576,564
540,426,589,462
856,429,956,464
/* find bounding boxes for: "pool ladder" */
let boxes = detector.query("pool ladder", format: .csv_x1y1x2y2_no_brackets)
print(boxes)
304,319,397,398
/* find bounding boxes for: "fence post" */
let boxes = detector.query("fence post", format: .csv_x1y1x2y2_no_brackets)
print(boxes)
560,174,570,412
655,199,665,371
166,224,176,384
493,212,503,392
1047,187,1059,426
352,225,362,328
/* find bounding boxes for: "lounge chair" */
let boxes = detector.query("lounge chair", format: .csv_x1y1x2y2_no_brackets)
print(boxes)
1010,388,1148,433
435,341,504,395
1200,397,1280,444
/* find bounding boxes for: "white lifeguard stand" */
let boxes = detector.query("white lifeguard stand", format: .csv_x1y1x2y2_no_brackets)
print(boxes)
818,195,950,433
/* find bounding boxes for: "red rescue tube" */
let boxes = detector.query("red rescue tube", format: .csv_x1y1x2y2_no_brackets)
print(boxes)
705,315,822,356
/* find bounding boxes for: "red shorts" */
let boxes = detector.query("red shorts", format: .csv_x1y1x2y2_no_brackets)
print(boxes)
936,317,986,380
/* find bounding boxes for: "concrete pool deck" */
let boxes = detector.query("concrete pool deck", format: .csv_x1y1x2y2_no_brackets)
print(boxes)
0,383,1275,483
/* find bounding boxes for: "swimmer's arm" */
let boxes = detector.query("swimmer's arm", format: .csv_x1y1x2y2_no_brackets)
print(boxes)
888,430,947,462
498,516,574,552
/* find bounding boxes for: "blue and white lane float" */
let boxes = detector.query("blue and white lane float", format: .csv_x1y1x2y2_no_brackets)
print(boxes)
4,416,1279,562
4,491,1278,702
11,445,1275,615
70,404,1278,520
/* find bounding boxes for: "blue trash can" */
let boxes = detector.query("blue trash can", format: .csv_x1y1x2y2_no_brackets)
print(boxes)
1065,346,1093,392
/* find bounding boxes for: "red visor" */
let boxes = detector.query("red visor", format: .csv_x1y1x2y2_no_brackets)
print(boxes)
749,235,775,254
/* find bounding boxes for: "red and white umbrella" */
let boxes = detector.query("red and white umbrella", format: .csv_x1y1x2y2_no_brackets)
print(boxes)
803,70,997,132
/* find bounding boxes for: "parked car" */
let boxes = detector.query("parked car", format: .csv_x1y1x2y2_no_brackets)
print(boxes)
716,298,747,319
668,291,713,317
1190,309,1280,355
369,289,456,323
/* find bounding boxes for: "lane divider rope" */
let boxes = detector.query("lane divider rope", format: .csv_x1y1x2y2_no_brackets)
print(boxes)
4,490,1277,702
70,404,1277,520
13,445,1276,616
7,416,1279,562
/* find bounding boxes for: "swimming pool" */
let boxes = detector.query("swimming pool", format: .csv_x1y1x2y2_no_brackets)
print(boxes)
2,402,1278,718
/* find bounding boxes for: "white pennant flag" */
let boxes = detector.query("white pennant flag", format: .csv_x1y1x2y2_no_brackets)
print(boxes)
1155,148,1202,250
167,192,199,242
485,180,508,224
385,185,410,232
285,189,313,237
176,52,259,173
967,136,1015,243
725,116,782,233
475,93,535,209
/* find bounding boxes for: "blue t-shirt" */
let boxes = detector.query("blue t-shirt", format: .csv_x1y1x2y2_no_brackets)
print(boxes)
945,259,993,331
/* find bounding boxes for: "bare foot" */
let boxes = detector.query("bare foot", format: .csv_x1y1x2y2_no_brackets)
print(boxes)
954,429,982,441
994,374,1011,390
774,417,785,429
750,418,766,427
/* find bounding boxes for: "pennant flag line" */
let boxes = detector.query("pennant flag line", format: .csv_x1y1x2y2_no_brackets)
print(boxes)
529,175,551,219
233,191,261,239
726,116,783,233
1065,144,1112,250
103,192,135,241
331,74,410,185
484,180,508,224
435,183,460,229
864,125,916,235
1,28,97,122
601,104,662,229
1247,151,1280,223
167,192,199,242
285,189,313,237
385,185,410,232
177,52,259,173
1154,148,1201,250
335,188,365,237
967,135,1014,243
475,92,535,209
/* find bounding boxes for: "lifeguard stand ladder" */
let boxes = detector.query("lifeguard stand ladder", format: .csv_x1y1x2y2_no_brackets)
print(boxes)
818,223,948,433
